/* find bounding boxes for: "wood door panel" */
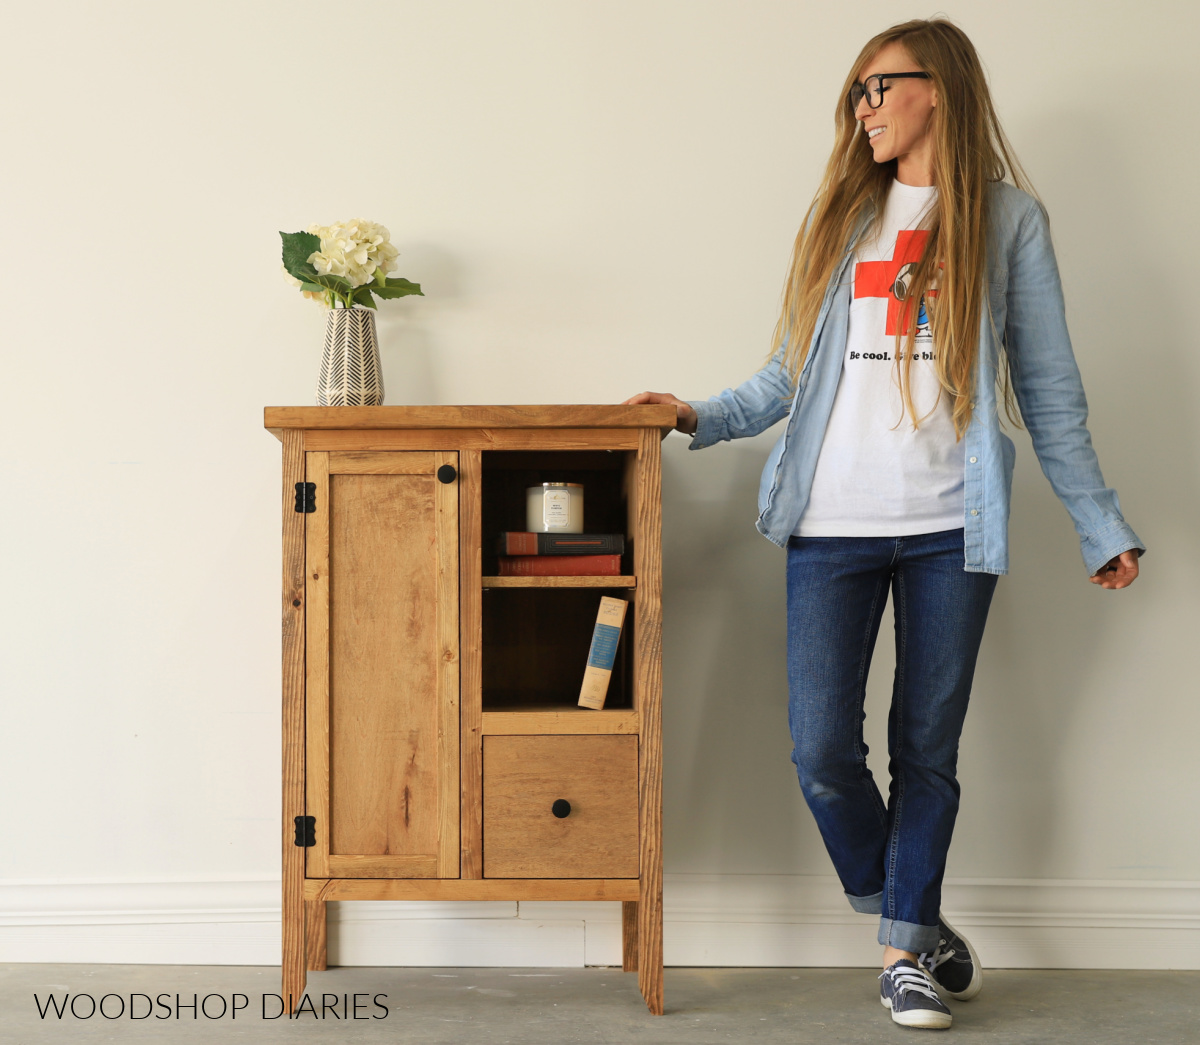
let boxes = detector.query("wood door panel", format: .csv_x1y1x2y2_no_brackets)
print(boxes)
483,735,639,878
329,471,441,862
307,451,459,879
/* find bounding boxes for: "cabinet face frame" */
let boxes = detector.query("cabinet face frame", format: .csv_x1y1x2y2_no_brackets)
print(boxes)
304,450,461,880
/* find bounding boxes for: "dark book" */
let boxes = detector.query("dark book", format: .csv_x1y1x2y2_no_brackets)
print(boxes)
497,532,625,556
496,554,622,577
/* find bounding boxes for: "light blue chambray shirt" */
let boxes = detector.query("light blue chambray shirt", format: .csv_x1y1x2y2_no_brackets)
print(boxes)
687,182,1145,576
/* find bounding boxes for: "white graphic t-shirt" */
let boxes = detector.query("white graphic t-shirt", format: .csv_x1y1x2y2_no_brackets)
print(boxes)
795,180,965,537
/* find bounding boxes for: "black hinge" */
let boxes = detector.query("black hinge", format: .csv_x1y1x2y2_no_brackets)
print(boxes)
293,815,316,847
294,482,316,513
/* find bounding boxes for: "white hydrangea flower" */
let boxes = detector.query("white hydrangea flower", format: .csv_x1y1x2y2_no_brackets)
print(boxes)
306,219,400,289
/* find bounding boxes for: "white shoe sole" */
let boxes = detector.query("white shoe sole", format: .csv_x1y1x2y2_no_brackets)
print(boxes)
936,912,983,1001
881,994,952,1029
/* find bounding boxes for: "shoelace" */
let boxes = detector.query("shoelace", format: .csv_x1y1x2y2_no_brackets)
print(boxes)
919,939,955,972
880,964,942,1003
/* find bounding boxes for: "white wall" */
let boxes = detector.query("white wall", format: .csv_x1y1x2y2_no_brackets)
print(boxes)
2,0,1197,968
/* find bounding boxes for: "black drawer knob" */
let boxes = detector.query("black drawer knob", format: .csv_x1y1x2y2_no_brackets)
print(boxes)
551,799,571,819
437,464,457,484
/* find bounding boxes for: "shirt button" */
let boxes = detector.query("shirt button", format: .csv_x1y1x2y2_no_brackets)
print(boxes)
969,456,978,463
970,508,979,516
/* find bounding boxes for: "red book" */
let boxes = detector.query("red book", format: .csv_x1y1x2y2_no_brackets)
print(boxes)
496,554,621,577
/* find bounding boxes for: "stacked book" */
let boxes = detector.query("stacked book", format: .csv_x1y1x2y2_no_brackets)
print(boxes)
495,532,625,576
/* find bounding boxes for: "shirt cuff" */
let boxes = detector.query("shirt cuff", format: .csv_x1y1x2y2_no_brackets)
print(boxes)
1080,520,1147,577
686,399,723,450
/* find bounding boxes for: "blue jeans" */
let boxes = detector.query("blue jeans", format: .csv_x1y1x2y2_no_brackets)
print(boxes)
785,529,998,953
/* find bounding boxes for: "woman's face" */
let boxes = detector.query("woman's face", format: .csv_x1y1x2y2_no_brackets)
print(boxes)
854,42,938,181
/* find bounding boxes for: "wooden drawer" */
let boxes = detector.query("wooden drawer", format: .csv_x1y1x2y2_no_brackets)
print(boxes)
483,735,639,878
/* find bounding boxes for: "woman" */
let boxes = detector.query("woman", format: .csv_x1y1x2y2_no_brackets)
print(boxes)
626,18,1144,1031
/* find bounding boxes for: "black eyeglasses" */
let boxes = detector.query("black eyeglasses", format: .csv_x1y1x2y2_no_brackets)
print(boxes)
849,72,931,111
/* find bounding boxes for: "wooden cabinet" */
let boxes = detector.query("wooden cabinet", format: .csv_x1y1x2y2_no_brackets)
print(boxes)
266,406,672,1015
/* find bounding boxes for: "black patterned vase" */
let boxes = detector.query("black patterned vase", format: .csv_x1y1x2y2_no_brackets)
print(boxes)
316,307,384,406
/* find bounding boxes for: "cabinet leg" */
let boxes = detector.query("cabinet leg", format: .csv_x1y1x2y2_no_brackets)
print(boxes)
282,880,307,1012
636,883,663,1014
621,901,639,972
306,900,328,971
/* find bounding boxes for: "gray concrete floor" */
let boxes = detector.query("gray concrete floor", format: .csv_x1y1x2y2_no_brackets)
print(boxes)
2,964,1197,1044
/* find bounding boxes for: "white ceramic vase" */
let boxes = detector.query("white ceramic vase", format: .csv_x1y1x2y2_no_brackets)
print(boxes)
316,307,384,406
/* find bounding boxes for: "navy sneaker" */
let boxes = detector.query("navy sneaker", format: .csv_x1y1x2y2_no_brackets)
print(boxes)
879,959,952,1030
919,913,982,1001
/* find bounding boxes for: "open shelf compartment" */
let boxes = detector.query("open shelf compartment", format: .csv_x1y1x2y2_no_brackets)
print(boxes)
481,586,634,712
480,449,634,578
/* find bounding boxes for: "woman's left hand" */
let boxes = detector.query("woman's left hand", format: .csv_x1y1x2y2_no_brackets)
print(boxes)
1089,549,1141,589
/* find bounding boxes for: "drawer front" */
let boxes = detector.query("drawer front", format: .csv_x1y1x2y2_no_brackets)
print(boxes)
483,735,639,879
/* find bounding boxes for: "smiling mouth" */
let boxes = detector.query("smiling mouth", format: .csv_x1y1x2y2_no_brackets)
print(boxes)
868,126,886,140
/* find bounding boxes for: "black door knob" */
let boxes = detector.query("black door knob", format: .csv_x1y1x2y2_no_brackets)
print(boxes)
551,799,571,819
437,464,457,484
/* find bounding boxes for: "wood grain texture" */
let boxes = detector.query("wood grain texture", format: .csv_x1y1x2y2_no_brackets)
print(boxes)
327,854,438,877
305,901,327,971
435,452,461,879
303,429,640,452
483,735,639,879
324,460,451,878
481,576,636,589
267,405,676,431
280,429,307,1008
305,878,640,902
458,450,484,879
304,452,331,879
622,901,639,972
634,427,664,1015
327,451,437,474
481,710,639,735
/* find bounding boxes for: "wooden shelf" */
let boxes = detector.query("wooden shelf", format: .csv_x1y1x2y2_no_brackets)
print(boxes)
482,709,639,734
482,575,636,588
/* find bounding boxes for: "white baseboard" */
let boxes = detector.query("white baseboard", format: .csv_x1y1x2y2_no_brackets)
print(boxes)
2,874,1197,969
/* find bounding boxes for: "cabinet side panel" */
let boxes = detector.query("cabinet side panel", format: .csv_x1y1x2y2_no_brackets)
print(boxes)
280,430,306,1001
327,470,443,867
634,428,664,1015
458,449,484,879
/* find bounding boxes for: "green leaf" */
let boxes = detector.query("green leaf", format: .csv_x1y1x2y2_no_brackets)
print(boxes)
351,286,377,309
299,282,324,294
280,230,322,282
374,277,424,299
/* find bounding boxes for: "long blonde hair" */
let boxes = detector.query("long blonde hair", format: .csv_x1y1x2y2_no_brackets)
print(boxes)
772,18,1032,435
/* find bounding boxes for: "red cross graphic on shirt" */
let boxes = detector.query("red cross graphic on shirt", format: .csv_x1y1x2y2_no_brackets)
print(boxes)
854,229,931,336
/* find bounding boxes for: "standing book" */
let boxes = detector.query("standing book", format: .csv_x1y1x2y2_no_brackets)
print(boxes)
578,596,628,709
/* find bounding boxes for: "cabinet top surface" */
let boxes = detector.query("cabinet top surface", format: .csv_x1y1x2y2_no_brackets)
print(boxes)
265,405,676,434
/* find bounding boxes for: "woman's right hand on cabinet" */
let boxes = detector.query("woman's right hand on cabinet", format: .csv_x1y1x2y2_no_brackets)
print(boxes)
623,391,698,436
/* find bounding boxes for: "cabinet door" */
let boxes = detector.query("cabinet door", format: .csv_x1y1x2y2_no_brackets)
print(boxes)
305,451,459,879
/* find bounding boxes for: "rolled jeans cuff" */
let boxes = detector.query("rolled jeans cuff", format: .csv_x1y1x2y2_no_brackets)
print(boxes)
845,890,882,915
877,917,940,953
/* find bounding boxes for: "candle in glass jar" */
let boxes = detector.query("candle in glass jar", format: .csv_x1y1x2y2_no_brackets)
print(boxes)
525,483,584,533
